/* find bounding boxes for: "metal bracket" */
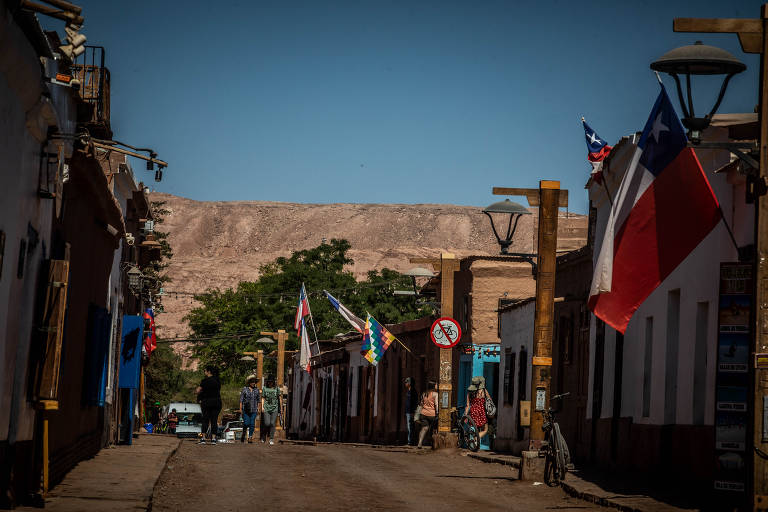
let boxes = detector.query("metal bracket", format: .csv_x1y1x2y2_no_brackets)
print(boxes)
688,141,760,170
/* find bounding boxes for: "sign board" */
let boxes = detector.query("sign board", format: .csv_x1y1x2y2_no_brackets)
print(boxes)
532,356,552,366
714,263,752,493
519,401,531,426
535,387,546,412
430,317,461,348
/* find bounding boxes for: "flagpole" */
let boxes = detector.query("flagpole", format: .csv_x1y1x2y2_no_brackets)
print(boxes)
303,283,320,344
601,179,614,207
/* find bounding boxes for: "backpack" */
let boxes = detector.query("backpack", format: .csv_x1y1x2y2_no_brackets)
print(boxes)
484,390,497,418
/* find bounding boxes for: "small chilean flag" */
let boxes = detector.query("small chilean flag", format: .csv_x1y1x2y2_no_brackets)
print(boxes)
295,284,312,372
588,85,721,333
583,118,612,183
294,283,309,332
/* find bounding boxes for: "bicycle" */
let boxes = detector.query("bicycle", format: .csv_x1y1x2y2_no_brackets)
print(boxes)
450,408,480,452
538,392,571,487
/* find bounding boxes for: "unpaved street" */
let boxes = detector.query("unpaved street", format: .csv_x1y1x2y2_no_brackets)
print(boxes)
152,441,601,511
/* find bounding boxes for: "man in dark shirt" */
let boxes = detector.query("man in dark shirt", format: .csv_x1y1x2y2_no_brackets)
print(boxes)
403,378,417,446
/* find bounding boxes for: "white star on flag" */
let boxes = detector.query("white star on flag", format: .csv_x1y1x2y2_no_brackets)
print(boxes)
588,132,601,145
650,112,669,143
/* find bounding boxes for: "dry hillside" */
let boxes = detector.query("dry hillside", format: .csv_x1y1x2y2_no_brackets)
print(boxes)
150,193,588,339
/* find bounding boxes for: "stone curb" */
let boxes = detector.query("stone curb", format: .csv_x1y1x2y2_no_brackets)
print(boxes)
147,437,182,511
559,479,641,512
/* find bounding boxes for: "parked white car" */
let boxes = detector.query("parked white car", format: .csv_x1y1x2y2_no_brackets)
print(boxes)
223,421,244,442
165,402,202,438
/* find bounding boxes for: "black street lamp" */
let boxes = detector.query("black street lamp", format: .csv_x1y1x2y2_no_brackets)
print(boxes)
482,199,531,255
651,41,746,142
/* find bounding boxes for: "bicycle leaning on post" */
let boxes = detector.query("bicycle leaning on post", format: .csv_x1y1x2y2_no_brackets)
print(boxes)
450,408,480,452
538,392,572,486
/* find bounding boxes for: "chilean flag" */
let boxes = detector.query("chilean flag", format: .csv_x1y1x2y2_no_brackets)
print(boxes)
583,118,612,183
588,86,721,334
294,283,310,332
142,308,157,356
295,284,312,372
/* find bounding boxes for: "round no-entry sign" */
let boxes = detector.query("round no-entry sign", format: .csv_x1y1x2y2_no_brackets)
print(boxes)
430,317,461,348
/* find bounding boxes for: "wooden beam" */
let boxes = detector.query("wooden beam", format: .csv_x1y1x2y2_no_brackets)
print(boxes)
739,31,764,54
673,17,762,34
492,187,569,207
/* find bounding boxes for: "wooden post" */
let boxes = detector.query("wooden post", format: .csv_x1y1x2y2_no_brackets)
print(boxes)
756,8,768,506
437,253,459,434
260,330,288,436
673,9,767,508
257,350,264,388
529,181,560,445
277,329,286,388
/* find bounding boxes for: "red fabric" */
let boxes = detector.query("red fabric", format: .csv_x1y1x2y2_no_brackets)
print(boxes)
470,396,487,428
588,144,613,162
589,148,721,333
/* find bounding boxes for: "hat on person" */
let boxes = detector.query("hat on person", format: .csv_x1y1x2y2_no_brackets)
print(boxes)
468,376,482,392
246,374,257,384
403,377,412,385
476,375,487,389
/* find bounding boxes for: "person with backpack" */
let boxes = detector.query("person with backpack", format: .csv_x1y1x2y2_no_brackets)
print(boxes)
416,381,439,448
464,376,495,440
239,375,261,443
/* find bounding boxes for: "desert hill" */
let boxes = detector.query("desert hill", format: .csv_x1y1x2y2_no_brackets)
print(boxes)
150,193,588,339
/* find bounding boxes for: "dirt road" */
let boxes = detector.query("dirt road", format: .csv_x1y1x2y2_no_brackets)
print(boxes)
152,440,602,511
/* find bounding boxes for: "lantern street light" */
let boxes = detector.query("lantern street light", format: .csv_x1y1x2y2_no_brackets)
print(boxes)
126,266,143,293
482,199,532,255
651,41,746,142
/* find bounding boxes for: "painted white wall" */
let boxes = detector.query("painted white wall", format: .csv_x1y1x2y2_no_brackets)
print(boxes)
0,19,76,443
497,300,535,445
588,125,750,426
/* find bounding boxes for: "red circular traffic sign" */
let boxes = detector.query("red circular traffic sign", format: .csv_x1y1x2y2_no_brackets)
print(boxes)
430,317,462,348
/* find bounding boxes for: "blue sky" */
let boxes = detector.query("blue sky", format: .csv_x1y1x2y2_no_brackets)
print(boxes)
45,1,762,213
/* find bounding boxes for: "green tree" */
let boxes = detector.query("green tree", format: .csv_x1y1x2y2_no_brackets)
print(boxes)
185,239,430,384
144,344,189,405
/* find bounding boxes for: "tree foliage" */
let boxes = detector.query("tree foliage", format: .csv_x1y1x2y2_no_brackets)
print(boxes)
185,239,431,381
144,344,194,405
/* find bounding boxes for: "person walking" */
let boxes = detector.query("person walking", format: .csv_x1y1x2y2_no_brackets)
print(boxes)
417,381,439,448
464,376,490,440
260,376,281,445
196,365,222,444
167,408,178,435
403,377,418,446
239,375,261,443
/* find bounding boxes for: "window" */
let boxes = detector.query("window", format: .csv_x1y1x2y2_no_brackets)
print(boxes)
504,350,516,405
642,317,653,418
692,302,709,425
664,290,680,424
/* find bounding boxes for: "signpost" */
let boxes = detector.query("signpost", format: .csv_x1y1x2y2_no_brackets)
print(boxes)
430,317,462,348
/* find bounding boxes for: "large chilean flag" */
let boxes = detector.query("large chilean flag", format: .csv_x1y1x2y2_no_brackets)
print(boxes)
588,85,721,333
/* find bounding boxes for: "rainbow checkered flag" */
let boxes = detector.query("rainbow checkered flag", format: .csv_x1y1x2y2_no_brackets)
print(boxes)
362,313,396,366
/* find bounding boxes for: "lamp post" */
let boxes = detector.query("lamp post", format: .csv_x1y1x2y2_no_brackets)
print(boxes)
659,10,766,508
482,199,532,255
651,41,746,142
491,181,566,447
242,337,275,388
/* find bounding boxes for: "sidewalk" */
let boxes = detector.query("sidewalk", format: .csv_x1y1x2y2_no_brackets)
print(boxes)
466,452,699,512
18,434,180,512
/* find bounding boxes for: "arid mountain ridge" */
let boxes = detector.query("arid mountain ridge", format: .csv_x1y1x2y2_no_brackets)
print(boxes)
150,193,588,339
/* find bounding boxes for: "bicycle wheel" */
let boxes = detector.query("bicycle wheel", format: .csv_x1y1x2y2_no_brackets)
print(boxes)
466,426,480,452
543,441,560,486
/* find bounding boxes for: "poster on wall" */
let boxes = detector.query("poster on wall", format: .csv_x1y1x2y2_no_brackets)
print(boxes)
714,263,752,493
